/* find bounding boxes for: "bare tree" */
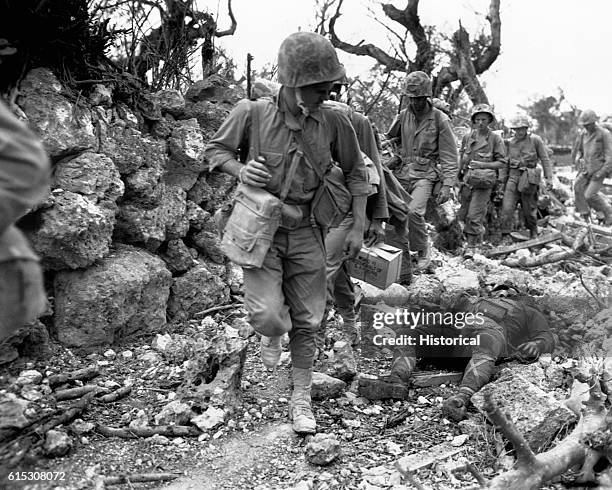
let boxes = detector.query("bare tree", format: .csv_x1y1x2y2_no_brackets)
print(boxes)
325,0,501,105
92,0,237,90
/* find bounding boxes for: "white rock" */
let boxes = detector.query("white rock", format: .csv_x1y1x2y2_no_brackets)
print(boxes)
16,370,43,385
451,434,469,447
191,406,226,431
103,349,116,359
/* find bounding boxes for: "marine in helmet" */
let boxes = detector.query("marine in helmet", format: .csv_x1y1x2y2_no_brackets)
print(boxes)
573,109,612,225
499,114,554,240
457,104,508,256
205,32,369,435
384,71,458,276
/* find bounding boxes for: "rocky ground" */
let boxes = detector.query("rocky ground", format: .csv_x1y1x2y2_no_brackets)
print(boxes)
1,220,611,490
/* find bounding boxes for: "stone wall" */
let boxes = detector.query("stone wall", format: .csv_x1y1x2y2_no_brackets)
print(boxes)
4,68,244,358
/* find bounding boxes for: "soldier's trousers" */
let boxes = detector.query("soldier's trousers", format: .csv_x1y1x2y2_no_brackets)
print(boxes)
243,225,326,369
500,172,539,234
574,173,612,219
458,184,492,239
393,317,505,395
395,177,434,253
0,259,47,342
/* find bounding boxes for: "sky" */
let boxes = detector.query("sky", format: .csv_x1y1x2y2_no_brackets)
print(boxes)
202,0,612,119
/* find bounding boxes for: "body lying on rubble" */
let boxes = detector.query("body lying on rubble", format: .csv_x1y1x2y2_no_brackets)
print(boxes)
358,293,556,421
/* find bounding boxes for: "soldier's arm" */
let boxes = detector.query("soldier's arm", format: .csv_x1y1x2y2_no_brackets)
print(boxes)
0,101,51,235
522,307,556,354
204,99,251,180
358,116,389,221
599,127,612,177
534,135,553,181
437,115,459,186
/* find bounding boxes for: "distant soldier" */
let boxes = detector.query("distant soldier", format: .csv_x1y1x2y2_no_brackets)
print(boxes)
457,104,507,256
385,72,458,275
0,100,50,342
500,115,554,240
573,109,612,225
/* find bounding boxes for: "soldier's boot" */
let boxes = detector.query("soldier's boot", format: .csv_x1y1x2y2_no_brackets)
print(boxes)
358,356,416,400
442,388,472,422
529,227,538,239
289,367,316,434
260,335,283,370
415,240,432,271
463,234,479,258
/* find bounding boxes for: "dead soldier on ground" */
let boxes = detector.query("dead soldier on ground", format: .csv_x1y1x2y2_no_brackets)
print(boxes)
204,32,369,435
358,291,556,421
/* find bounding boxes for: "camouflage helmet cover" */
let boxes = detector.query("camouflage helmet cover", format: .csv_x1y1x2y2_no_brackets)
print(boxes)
277,32,346,88
509,114,530,128
578,109,598,126
470,103,495,123
404,71,432,97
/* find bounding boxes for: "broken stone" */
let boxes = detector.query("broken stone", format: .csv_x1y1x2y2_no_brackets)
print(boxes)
191,406,226,431
0,394,31,430
16,369,43,385
20,386,43,402
451,434,469,447
358,281,411,307
361,465,402,487
434,264,479,292
311,372,347,400
154,400,195,426
71,419,95,435
396,441,465,472
179,335,248,410
330,341,357,382
304,433,341,466
43,429,73,458
471,372,577,452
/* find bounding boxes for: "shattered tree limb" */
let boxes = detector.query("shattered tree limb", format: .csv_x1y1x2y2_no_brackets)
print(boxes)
502,249,575,268
97,425,201,438
487,231,563,257
95,472,179,489
47,365,100,387
483,377,609,490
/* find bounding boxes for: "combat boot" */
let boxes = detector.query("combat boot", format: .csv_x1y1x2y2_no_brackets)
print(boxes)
289,367,316,434
529,228,538,239
260,335,282,370
357,356,415,400
463,234,479,258
415,239,432,271
442,389,472,422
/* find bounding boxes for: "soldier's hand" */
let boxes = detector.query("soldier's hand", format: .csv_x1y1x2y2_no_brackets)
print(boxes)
240,157,271,187
442,394,468,422
436,185,452,204
469,161,484,169
517,341,541,358
386,155,402,171
344,227,364,259
364,220,385,247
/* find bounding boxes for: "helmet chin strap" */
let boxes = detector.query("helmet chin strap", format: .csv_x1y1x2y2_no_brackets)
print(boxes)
295,88,311,117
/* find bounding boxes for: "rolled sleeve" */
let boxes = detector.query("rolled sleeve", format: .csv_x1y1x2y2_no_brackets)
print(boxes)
0,102,50,235
331,112,369,197
203,99,251,171
602,127,612,175
438,116,459,186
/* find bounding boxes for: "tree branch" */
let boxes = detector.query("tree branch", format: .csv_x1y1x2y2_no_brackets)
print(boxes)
474,0,501,73
214,0,236,37
328,0,405,71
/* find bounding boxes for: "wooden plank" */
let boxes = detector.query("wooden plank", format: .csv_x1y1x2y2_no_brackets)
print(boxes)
487,231,563,257
572,221,612,238
412,371,463,388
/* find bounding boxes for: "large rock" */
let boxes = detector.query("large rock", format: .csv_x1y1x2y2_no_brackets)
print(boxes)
53,245,172,347
167,263,229,321
434,263,480,293
184,75,243,104
28,190,115,270
53,152,124,212
100,122,167,176
0,320,50,366
123,160,165,207
161,239,196,274
311,372,346,400
18,68,97,158
154,89,185,117
115,184,189,250
359,281,411,307
471,372,577,452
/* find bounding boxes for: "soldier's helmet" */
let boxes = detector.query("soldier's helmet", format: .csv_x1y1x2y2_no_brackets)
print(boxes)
509,114,530,129
470,103,495,123
403,71,432,98
578,109,598,126
277,32,345,88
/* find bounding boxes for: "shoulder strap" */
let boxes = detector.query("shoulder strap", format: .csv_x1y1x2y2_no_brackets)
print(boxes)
292,128,325,181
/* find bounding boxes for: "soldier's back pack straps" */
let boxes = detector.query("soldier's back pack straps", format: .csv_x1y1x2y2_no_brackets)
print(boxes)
473,298,510,324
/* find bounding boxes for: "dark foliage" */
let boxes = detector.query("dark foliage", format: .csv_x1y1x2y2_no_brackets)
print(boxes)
0,0,115,92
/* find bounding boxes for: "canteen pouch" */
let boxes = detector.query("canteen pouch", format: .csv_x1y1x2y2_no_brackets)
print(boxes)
517,167,542,192
311,163,353,228
466,168,497,189
220,184,283,269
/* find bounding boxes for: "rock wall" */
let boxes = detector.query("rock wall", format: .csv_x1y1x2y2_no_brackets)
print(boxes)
4,68,244,357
